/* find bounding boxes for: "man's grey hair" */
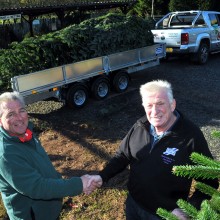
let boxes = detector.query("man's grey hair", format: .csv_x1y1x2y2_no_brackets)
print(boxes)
0,91,25,117
140,80,174,104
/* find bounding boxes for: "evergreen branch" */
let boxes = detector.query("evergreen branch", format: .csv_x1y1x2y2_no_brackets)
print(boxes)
156,208,179,220
176,199,198,219
172,165,220,179
195,182,220,197
190,152,220,168
158,153,220,220
196,200,220,220
210,193,220,213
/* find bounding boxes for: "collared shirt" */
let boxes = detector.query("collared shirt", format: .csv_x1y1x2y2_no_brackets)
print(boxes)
150,111,180,147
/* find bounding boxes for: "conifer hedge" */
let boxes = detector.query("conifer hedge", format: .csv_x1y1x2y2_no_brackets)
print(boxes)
0,13,154,90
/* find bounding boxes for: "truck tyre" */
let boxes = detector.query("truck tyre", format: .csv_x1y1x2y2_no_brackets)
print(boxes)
91,77,110,100
112,71,129,93
193,43,209,64
67,84,88,109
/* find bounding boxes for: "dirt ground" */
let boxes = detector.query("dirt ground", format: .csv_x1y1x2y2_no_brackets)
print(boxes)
27,84,143,181
25,54,220,218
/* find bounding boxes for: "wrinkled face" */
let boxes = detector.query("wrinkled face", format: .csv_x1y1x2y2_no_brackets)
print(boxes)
142,89,176,132
0,100,28,138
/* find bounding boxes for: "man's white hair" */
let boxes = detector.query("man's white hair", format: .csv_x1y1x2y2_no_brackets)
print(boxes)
140,80,174,104
0,91,25,117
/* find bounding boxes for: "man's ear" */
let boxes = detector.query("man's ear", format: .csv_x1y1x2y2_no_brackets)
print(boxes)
171,99,176,112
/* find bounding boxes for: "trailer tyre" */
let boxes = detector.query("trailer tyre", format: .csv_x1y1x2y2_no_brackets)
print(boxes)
91,77,110,100
67,84,88,109
113,71,129,93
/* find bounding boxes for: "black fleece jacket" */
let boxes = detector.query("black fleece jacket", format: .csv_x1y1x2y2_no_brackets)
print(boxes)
99,112,218,214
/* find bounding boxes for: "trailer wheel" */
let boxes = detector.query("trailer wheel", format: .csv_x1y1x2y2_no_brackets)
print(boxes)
91,77,110,100
67,84,88,109
192,43,209,64
112,71,129,93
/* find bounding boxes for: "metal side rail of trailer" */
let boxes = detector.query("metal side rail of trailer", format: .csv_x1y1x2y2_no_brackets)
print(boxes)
11,43,166,108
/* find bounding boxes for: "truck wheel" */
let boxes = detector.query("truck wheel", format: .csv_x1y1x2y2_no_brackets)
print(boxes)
91,77,110,100
112,71,129,93
67,84,88,109
194,43,209,64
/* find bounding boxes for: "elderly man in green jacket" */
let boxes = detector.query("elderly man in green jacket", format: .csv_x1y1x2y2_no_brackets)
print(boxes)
0,91,102,220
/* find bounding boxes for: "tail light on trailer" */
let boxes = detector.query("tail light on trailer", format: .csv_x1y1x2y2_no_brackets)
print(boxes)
181,33,189,45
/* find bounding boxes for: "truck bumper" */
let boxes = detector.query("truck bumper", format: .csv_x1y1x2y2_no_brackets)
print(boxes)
166,47,190,54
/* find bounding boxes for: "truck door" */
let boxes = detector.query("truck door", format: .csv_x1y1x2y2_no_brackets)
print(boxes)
208,13,220,51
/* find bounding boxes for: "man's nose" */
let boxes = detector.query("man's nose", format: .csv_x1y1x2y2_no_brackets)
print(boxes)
151,105,158,114
14,113,24,120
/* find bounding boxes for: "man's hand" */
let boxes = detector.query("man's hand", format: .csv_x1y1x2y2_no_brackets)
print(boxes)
171,208,189,220
88,175,103,189
80,175,103,195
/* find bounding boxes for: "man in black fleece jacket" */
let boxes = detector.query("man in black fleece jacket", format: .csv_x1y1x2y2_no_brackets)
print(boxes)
89,80,218,220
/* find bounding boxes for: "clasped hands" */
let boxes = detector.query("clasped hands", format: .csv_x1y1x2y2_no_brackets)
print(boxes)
80,174,103,195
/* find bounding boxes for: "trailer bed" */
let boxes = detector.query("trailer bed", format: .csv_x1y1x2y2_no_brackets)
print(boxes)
11,43,166,105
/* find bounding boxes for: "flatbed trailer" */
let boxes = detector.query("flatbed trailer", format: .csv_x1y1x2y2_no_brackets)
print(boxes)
11,43,166,108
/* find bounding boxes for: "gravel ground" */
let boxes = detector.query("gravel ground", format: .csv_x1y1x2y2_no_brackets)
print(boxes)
26,53,220,163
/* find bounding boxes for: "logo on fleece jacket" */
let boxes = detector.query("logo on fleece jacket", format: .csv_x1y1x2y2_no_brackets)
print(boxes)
161,148,179,164
163,148,179,156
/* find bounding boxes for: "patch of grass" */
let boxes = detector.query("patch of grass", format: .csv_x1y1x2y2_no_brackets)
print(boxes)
60,188,127,220
0,195,7,219
211,130,220,139
0,188,127,220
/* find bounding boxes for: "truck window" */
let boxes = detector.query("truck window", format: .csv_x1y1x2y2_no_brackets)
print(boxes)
195,15,205,26
163,18,169,27
156,14,171,29
170,14,197,26
216,14,220,26
208,14,219,26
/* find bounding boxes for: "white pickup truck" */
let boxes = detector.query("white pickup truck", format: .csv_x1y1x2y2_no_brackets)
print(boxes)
151,11,220,64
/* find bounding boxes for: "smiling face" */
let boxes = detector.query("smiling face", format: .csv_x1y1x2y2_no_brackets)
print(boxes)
142,88,176,134
0,100,28,138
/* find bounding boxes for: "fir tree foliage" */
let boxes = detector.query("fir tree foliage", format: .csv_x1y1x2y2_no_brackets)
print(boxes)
177,199,198,219
157,152,220,220
172,153,220,179
197,200,219,220
209,193,220,214
196,182,219,197
0,13,154,90
190,152,220,168
156,208,179,220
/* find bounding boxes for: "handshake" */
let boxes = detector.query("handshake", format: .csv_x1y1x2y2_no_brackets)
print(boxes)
80,175,103,195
